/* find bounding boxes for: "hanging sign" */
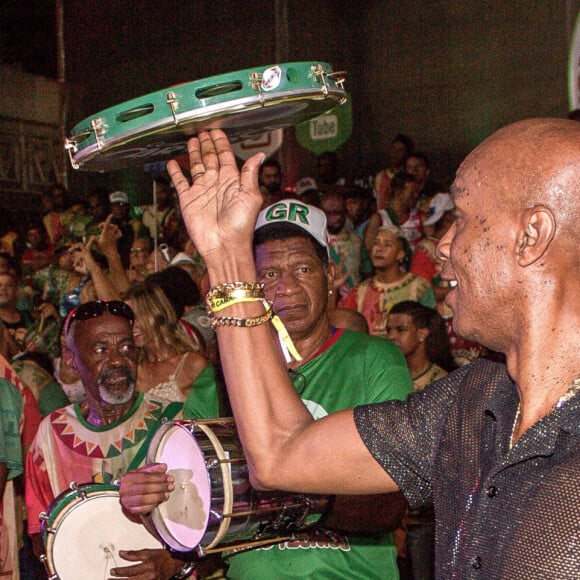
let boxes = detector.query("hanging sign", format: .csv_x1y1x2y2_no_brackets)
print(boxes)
231,129,284,161
295,93,352,154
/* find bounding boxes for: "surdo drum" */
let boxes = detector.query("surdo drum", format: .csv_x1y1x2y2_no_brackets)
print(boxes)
39,482,162,580
65,62,346,171
147,418,330,556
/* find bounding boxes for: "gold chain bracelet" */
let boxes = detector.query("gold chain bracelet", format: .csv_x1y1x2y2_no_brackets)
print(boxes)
206,282,265,313
209,299,273,329
205,282,302,362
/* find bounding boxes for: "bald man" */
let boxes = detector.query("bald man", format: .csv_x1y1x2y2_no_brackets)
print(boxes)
121,120,579,579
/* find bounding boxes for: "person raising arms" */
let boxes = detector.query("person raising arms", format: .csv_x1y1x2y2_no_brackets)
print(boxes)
121,120,579,579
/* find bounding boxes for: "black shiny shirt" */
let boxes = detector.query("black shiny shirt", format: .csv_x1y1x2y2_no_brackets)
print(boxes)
354,359,580,579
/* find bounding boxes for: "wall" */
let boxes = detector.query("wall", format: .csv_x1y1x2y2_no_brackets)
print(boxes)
35,1,580,197
0,66,64,224
359,1,574,185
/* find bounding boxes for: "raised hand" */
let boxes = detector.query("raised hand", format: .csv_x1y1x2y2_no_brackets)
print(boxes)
70,241,97,276
95,214,123,258
167,130,264,268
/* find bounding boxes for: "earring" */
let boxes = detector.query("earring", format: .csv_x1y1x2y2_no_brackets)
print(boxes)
328,289,333,296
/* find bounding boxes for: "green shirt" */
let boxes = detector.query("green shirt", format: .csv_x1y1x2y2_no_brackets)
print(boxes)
0,378,24,479
184,328,412,579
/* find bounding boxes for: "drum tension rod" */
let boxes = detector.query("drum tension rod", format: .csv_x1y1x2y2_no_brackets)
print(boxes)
311,64,329,95
327,71,348,104
89,118,106,151
327,71,347,88
69,481,88,500
166,91,179,124
312,64,348,105
249,73,265,105
64,138,80,170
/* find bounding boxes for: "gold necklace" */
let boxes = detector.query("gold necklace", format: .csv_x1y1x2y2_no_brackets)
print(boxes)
510,376,580,450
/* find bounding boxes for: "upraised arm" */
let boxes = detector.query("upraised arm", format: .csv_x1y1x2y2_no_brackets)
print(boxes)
71,241,121,301
168,131,397,496
94,214,130,295
166,130,264,271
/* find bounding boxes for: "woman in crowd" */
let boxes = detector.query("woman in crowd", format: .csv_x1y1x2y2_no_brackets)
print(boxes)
123,282,207,403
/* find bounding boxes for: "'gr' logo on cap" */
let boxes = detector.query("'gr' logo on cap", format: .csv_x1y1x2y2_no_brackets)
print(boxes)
265,202,310,225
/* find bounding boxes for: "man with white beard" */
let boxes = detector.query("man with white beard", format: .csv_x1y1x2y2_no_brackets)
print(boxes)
25,300,192,579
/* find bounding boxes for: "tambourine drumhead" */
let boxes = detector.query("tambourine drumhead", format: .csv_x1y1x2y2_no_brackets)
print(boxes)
147,421,212,552
66,62,346,171
42,484,161,580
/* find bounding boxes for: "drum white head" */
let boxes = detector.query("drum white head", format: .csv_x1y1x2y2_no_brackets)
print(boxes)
44,486,161,580
148,422,212,551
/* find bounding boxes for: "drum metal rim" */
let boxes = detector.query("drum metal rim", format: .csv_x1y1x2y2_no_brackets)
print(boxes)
42,485,161,579
42,483,118,535
70,86,345,168
194,422,234,552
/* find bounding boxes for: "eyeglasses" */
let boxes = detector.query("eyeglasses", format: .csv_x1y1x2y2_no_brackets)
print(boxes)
65,300,134,335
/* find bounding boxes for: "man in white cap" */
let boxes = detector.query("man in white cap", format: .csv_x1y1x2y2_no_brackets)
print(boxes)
108,190,143,268
411,192,455,288
295,177,318,198
122,198,412,579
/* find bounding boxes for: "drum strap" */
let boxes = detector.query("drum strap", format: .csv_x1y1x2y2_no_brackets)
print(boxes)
126,402,183,472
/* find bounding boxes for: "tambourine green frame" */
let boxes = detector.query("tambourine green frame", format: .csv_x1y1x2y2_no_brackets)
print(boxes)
65,62,346,171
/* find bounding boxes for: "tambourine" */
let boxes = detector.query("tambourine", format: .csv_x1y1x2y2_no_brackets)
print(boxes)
66,62,346,171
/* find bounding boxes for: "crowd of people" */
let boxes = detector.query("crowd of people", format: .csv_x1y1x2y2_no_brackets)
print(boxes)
0,117,577,579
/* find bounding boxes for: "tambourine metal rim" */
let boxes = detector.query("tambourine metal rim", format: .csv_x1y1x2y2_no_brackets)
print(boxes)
68,87,343,167
66,61,347,171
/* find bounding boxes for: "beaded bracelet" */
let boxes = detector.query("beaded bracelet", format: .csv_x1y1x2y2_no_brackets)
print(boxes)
209,299,273,329
206,282,265,313
206,282,302,362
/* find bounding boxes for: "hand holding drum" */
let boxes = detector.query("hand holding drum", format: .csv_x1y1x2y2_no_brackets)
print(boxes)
119,463,175,515
120,419,330,556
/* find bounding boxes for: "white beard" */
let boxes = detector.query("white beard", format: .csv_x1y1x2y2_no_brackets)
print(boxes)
97,367,135,405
